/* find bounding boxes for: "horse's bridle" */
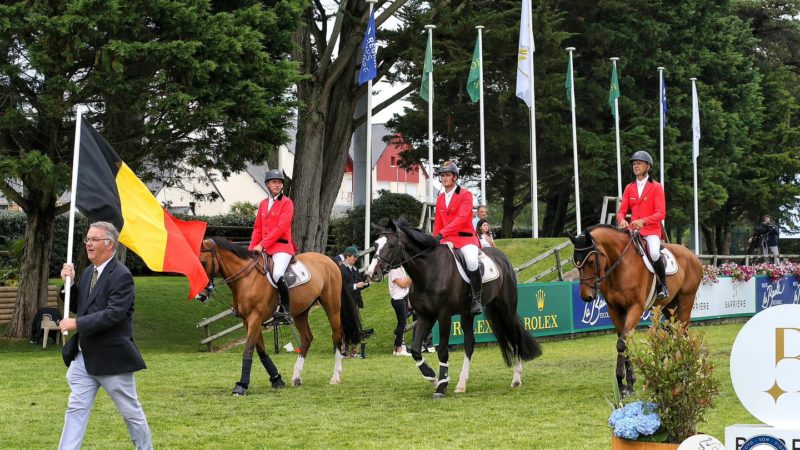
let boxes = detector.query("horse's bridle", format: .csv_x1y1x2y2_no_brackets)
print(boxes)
573,232,635,295
373,231,435,275
198,241,264,300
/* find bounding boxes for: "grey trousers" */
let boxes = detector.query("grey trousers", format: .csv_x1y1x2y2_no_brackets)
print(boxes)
59,352,152,450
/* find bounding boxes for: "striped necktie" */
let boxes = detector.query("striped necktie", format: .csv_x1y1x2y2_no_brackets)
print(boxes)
89,268,98,294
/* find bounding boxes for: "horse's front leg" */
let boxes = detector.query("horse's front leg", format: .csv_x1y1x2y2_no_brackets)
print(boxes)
290,312,312,387
455,316,474,393
410,317,437,385
619,305,643,397
433,315,452,399
233,318,262,396
615,334,630,398
255,340,285,389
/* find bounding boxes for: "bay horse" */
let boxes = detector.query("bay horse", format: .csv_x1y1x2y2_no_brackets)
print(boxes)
197,237,361,395
569,225,703,397
366,219,542,399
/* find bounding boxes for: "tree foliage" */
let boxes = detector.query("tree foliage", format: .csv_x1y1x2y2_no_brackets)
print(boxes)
0,0,302,337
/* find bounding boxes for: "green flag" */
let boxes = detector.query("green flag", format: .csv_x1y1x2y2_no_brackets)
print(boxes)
467,37,481,103
420,33,433,102
565,56,572,102
609,64,620,118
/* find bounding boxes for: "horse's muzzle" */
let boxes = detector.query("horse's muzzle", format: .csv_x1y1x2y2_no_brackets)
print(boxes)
195,282,215,302
369,271,383,283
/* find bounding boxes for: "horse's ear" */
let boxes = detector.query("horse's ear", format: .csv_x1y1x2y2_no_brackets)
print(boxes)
371,223,383,232
567,234,576,244
387,219,397,231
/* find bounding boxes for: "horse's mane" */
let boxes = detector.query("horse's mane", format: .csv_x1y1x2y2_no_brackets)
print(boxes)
211,237,254,260
394,218,437,249
586,224,630,236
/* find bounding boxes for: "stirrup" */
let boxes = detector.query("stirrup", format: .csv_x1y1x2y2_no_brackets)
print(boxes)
470,299,482,315
656,285,669,299
272,305,292,323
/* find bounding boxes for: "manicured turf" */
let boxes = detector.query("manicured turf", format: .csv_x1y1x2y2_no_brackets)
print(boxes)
0,276,754,449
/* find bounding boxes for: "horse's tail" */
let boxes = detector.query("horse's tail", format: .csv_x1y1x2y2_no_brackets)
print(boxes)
339,275,362,346
483,257,542,365
485,301,543,365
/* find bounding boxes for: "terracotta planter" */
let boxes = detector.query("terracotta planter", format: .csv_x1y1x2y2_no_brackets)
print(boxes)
611,435,679,449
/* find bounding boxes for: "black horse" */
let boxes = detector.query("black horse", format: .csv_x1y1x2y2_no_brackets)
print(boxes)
366,219,542,399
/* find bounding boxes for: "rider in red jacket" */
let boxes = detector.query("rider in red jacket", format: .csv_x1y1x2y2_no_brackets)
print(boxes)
433,161,483,315
250,169,296,320
616,151,668,299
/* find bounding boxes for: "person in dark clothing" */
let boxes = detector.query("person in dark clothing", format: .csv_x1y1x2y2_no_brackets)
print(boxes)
340,246,368,357
755,215,780,262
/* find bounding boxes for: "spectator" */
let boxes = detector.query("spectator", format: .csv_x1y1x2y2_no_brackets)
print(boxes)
388,267,411,356
472,205,488,229
340,245,368,357
476,219,496,248
756,215,780,261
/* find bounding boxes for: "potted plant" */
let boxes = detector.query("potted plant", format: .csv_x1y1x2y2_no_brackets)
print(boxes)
610,307,719,447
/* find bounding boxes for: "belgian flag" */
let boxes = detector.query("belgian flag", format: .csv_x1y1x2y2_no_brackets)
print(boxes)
75,117,209,298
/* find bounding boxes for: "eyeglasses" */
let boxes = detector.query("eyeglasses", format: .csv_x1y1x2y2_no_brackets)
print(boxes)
83,237,111,244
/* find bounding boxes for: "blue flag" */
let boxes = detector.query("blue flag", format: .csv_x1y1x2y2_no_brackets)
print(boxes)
661,77,668,126
358,10,377,85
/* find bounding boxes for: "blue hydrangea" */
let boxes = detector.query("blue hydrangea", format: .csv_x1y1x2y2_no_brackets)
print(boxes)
608,401,662,440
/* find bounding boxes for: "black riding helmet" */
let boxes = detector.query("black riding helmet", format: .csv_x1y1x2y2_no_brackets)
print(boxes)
264,169,285,183
436,160,459,176
629,151,654,167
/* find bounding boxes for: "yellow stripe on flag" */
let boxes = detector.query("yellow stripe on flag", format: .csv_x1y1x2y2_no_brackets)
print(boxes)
116,163,168,271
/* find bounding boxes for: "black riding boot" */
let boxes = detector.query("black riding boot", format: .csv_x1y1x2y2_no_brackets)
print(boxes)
274,277,292,322
467,269,483,315
653,257,669,299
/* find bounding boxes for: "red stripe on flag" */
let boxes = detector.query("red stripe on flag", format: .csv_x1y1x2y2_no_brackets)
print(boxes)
162,211,209,298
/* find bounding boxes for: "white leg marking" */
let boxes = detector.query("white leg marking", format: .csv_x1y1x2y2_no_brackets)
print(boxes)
330,348,343,385
511,358,522,388
455,354,471,393
292,355,305,386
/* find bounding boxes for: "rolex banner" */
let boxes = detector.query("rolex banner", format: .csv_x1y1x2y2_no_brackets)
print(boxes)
433,283,573,345
75,117,209,298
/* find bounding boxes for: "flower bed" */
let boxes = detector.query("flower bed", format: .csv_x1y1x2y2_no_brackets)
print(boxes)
702,261,800,284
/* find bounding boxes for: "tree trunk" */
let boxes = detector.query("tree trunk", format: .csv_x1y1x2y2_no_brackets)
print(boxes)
4,204,57,339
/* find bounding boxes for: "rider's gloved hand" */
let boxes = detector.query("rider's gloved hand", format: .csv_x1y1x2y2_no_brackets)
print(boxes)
433,234,443,245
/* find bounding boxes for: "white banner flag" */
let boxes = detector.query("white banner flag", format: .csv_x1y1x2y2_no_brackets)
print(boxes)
692,81,701,159
516,0,534,107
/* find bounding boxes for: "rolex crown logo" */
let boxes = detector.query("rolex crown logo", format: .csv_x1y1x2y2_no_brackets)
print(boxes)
536,289,545,312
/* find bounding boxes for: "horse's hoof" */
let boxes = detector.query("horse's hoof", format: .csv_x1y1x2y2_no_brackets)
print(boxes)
330,377,341,385
511,381,522,388
232,385,248,396
432,392,445,400
455,385,466,393
293,378,302,387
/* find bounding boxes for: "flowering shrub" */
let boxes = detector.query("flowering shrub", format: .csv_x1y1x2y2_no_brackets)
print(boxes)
701,265,719,285
608,401,662,441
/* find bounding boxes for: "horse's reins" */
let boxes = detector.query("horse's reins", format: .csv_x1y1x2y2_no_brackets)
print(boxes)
375,231,437,273
200,243,264,289
573,231,636,294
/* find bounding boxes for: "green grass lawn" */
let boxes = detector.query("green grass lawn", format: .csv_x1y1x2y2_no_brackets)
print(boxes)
497,237,572,282
0,276,754,449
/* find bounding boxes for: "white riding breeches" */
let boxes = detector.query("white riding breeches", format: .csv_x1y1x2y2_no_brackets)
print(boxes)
461,244,480,271
272,252,292,280
644,235,662,261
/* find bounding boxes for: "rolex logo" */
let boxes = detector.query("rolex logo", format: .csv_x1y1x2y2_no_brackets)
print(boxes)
536,289,545,312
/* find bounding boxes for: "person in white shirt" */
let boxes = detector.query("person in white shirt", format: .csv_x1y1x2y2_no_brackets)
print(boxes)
476,219,495,248
388,267,411,356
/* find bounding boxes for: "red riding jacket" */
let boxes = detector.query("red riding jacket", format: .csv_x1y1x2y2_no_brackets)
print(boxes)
616,178,666,238
434,185,480,249
249,193,296,255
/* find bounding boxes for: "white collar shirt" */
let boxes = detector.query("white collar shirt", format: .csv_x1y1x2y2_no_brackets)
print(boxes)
444,187,456,207
636,176,649,197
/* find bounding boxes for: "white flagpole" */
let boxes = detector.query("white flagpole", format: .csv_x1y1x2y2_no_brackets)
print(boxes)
63,106,84,336
658,67,665,187
691,77,700,254
566,47,581,234
363,0,377,266
425,24,435,203
527,3,538,238
476,25,486,204
610,57,622,199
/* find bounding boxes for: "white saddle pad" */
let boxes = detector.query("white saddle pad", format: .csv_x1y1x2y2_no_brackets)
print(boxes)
446,243,501,284
641,248,679,276
267,261,312,289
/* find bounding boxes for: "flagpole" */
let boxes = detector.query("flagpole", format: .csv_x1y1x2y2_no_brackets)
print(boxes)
425,24,435,203
691,77,700,254
63,106,84,336
363,0,377,266
476,25,486,203
527,3,538,238
610,57,622,199
566,47,581,234
658,67,665,187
